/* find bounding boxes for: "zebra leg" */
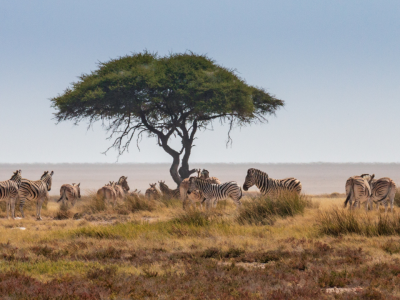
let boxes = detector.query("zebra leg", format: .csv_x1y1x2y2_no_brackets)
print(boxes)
6,199,10,219
37,197,44,220
11,197,16,219
19,198,25,218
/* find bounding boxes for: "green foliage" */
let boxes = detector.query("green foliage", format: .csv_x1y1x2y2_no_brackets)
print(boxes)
52,52,282,125
236,192,312,225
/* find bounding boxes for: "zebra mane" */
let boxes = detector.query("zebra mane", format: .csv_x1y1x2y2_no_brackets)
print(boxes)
251,168,268,178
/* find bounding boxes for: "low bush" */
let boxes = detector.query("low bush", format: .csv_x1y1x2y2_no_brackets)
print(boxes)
317,208,400,236
236,192,312,225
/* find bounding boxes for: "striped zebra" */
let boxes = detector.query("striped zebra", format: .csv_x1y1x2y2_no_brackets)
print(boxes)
243,168,302,195
115,176,130,198
0,170,22,219
19,171,54,220
57,183,81,207
187,177,242,209
344,174,374,210
159,181,180,199
368,177,396,212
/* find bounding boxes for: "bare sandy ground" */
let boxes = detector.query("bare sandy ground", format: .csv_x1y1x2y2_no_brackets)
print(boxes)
1,163,399,196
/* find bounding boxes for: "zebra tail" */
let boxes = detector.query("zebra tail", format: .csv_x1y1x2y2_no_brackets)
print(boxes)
344,179,353,208
57,187,66,203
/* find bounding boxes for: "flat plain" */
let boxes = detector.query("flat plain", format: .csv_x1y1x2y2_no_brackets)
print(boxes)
1,191,400,299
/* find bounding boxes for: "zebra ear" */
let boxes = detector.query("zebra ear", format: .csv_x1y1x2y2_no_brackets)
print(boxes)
78,183,80,187
72,183,76,186
50,171,54,176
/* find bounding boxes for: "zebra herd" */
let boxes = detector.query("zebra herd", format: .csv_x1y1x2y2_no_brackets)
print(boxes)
0,167,396,220
0,170,54,220
344,174,397,212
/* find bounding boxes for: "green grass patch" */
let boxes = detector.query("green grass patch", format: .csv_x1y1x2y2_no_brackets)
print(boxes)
237,192,312,225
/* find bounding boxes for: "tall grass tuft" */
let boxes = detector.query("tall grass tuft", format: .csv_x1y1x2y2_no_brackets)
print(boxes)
236,192,312,225
317,207,400,236
80,193,107,214
54,202,73,220
124,194,158,212
394,188,400,207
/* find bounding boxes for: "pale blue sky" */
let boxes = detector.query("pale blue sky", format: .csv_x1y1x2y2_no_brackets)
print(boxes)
1,0,399,163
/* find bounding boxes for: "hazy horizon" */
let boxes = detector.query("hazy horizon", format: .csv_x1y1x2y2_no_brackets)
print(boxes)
2,162,399,196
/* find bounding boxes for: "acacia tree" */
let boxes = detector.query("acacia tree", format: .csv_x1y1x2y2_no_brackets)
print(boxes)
51,52,284,186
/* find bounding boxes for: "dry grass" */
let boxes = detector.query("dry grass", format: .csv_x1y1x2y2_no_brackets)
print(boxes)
1,192,400,298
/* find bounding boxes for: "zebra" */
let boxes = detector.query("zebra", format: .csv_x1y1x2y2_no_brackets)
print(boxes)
159,181,180,199
243,168,302,196
57,183,81,207
19,171,54,220
368,177,396,212
97,184,117,206
0,170,22,219
145,183,161,200
187,177,242,209
108,181,125,200
200,169,221,184
115,176,130,198
344,174,375,210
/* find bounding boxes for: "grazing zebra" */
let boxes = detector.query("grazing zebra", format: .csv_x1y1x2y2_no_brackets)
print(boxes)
368,177,396,212
344,174,375,210
19,171,54,220
145,183,161,200
187,177,242,209
243,168,302,195
57,183,81,207
159,181,180,199
200,169,221,184
0,170,22,219
97,184,117,206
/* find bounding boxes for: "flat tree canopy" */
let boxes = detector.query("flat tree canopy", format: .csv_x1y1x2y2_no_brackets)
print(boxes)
51,52,284,185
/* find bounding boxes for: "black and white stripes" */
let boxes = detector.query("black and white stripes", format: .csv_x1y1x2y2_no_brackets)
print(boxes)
242,168,302,195
0,170,22,219
187,177,242,208
19,171,54,220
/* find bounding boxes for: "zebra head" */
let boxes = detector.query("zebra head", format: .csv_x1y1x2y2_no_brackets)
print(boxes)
201,169,210,179
73,183,81,199
41,171,54,191
186,177,198,195
10,170,22,183
243,168,258,191
158,181,168,193
118,176,130,192
149,183,157,189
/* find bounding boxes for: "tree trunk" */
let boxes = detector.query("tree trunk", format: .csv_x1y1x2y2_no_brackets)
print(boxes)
167,153,182,186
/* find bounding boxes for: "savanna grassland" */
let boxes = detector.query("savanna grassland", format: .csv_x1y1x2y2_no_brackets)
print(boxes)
1,191,400,299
